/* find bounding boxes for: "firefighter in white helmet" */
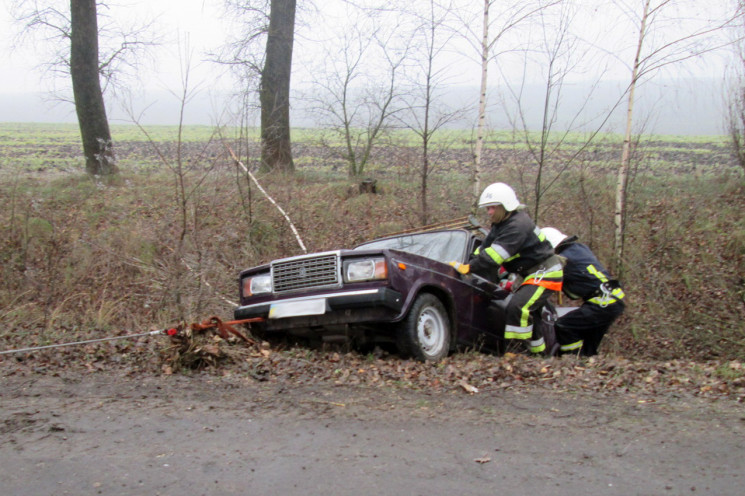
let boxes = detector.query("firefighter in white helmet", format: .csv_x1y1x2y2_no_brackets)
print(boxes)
541,227,626,355
450,182,563,354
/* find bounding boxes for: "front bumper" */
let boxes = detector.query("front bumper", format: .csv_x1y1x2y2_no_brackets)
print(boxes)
233,287,404,328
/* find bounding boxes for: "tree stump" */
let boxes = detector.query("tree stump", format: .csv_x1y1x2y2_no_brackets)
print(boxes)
359,178,378,194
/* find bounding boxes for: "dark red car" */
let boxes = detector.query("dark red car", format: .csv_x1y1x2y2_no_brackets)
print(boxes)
234,226,557,361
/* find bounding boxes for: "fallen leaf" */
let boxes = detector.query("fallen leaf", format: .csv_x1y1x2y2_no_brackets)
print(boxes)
202,344,220,356
459,379,479,394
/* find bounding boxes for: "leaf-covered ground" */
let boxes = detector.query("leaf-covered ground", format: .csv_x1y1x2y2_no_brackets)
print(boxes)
2,326,743,405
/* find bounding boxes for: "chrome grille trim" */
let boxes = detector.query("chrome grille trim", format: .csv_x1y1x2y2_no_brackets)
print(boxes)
271,253,341,294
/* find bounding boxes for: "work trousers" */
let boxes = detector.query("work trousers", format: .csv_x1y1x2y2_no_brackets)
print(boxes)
504,283,556,353
555,299,625,356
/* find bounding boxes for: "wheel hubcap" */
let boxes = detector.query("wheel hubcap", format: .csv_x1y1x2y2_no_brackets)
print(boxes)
417,307,445,355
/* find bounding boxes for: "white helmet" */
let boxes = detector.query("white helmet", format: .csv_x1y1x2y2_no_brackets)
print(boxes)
478,182,520,211
541,227,567,248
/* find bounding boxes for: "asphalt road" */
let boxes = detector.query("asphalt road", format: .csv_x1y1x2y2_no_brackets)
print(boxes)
1,372,743,496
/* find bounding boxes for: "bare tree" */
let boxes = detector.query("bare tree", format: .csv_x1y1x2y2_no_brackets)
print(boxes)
126,48,247,319
455,0,559,209
219,0,296,173
260,0,296,172
610,0,743,275
70,0,116,175
394,0,466,224
305,16,407,178
473,0,490,208
10,0,156,175
727,0,745,174
728,92,745,173
502,0,613,223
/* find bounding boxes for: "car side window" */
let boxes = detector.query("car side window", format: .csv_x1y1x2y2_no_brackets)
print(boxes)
471,238,482,257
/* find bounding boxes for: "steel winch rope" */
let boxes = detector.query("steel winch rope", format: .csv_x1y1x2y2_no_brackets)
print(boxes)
0,316,263,356
0,329,166,356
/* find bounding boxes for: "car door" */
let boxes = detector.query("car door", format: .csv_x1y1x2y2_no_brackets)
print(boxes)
461,235,507,345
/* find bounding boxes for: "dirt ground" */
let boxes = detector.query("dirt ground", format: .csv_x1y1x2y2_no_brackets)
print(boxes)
1,366,744,496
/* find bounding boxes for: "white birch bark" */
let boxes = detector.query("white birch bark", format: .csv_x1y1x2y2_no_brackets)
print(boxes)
473,0,489,209
614,0,650,276
225,144,308,254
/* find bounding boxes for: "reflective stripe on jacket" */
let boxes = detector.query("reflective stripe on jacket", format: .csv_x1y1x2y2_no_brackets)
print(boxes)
470,210,554,277
554,241,623,304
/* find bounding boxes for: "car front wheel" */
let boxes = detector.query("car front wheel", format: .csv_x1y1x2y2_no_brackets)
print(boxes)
398,293,451,362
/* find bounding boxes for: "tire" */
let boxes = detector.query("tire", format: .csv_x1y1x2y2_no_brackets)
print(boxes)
398,293,451,362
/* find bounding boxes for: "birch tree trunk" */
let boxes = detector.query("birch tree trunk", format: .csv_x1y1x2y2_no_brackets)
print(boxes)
472,0,489,210
613,0,650,276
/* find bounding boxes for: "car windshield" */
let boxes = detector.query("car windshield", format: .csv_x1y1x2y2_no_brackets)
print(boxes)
355,230,470,264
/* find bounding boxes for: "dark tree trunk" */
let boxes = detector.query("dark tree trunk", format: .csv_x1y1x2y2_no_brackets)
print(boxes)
70,0,117,176
260,0,295,173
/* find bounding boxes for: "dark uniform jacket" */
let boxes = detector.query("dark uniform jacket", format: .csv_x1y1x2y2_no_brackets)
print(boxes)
555,239,616,300
470,210,554,277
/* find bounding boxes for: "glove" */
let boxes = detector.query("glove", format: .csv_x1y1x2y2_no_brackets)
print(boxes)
448,261,470,275
499,276,514,292
498,273,521,292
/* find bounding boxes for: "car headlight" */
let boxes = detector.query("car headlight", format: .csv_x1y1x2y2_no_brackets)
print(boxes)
243,274,272,296
344,258,387,282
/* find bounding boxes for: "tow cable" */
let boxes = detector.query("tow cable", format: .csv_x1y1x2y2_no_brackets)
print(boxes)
0,316,264,357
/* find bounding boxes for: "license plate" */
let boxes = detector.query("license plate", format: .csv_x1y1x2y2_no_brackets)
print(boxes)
268,299,327,319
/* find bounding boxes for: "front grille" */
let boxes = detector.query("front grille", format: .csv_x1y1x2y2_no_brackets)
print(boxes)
272,253,340,294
